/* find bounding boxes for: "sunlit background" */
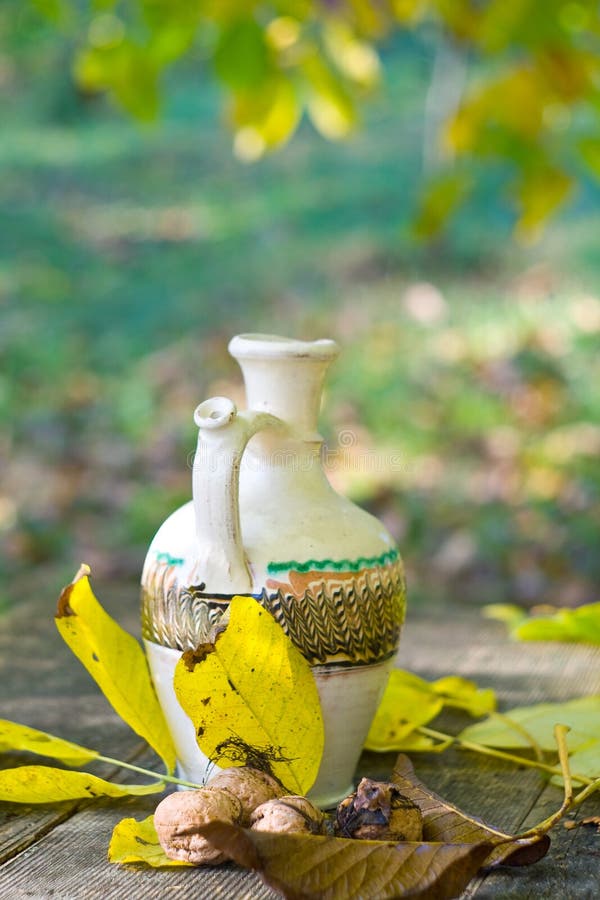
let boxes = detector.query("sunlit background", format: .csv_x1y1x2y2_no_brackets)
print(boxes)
2,3,599,615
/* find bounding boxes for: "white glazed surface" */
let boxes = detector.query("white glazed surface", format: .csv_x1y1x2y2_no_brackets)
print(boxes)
142,333,405,808
145,639,394,808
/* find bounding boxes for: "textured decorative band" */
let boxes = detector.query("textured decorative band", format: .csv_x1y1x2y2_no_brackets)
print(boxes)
267,548,399,575
141,554,405,667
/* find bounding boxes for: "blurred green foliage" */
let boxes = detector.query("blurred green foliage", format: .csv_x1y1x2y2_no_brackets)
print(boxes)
0,3,599,617
23,0,600,236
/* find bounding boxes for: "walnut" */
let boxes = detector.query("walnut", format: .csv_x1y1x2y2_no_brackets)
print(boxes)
335,777,423,842
251,795,326,835
207,766,285,825
154,787,242,865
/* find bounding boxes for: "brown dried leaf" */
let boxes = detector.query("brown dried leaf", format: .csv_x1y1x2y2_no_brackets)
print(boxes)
198,821,493,900
392,754,550,867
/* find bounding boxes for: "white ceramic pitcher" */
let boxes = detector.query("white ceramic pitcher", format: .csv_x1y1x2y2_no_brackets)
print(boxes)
142,334,406,807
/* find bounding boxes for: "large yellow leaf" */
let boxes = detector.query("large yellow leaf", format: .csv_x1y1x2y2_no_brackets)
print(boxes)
0,720,98,768
109,815,191,867
0,765,163,803
173,596,324,796
55,565,176,773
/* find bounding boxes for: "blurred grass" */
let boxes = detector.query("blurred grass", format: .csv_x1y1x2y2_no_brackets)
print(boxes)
1,23,599,612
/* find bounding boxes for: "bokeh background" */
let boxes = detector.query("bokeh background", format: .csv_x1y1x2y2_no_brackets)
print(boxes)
2,2,599,615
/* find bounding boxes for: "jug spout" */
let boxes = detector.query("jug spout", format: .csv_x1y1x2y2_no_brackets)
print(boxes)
229,334,340,443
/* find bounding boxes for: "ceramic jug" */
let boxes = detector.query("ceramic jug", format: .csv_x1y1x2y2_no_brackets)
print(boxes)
141,334,406,807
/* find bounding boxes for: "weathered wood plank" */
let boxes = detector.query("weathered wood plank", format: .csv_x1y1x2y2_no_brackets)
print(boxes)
2,583,600,897
0,579,153,864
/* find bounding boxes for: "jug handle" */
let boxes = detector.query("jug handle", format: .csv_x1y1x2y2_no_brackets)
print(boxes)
192,396,283,594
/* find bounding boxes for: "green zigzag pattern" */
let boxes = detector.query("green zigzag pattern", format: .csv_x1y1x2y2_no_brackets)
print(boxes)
267,547,399,575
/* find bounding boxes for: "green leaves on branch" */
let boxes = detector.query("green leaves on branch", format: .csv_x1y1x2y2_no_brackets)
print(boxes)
173,595,324,796
31,1,600,231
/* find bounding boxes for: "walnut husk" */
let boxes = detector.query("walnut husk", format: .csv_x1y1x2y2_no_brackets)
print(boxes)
335,777,423,841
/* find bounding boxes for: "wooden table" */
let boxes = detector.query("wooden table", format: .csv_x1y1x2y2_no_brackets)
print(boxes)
2,580,600,898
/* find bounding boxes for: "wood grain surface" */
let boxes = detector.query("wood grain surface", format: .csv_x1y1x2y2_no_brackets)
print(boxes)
1,580,599,898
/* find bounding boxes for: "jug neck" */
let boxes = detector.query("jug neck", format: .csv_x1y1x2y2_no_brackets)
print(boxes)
229,334,339,443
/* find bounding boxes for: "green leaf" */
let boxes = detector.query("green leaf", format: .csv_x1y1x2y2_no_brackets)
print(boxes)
365,670,496,752
214,18,272,90
56,565,176,774
0,720,98,768
173,595,324,796
513,603,600,645
0,765,163,803
74,42,160,120
109,815,191,867
197,821,493,900
579,137,600,180
459,696,600,753
413,172,472,238
483,603,528,630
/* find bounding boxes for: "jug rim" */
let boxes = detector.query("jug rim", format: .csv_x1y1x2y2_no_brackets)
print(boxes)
229,333,339,361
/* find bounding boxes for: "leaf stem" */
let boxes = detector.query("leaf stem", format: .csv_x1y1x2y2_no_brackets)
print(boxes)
416,725,594,786
488,711,544,763
516,724,573,838
96,755,203,790
570,776,600,808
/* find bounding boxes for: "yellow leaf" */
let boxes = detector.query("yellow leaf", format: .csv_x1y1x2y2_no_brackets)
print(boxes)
0,720,98,767
109,814,191,867
303,53,356,140
323,22,380,89
431,676,497,717
365,670,444,752
56,565,176,774
366,670,496,752
173,596,324,796
0,765,164,803
392,0,426,24
232,77,301,160
515,166,573,239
